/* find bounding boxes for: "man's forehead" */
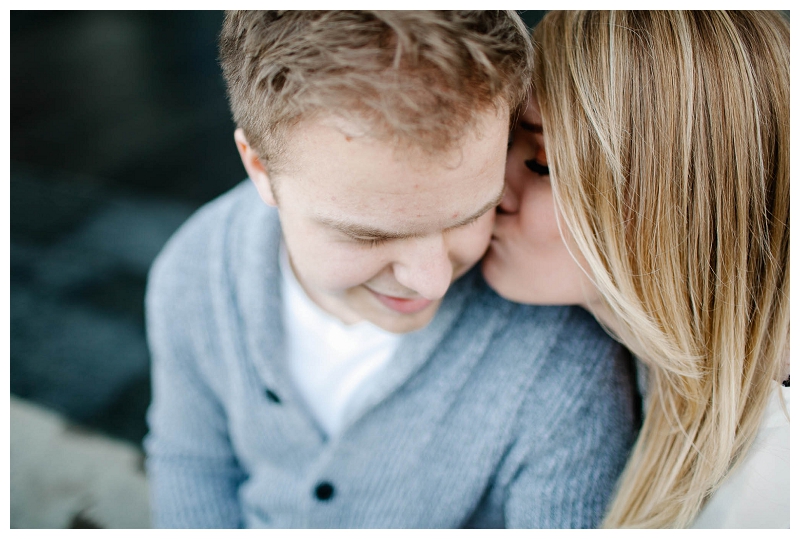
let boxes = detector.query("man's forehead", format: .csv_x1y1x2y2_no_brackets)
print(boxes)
278,106,509,169
314,182,505,240
275,104,509,233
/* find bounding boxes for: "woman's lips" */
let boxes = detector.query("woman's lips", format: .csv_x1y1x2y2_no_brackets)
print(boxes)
368,290,433,314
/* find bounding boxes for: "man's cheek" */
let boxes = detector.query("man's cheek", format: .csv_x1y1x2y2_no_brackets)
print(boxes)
459,217,495,260
312,253,382,289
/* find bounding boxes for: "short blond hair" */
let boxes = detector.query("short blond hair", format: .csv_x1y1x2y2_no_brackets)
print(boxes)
219,10,532,169
533,10,789,528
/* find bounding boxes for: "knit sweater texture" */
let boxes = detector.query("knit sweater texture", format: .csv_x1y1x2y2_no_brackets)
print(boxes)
144,180,640,528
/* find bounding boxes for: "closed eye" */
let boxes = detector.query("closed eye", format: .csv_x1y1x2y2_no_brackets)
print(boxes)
349,214,484,248
519,120,543,134
525,159,549,176
351,236,389,248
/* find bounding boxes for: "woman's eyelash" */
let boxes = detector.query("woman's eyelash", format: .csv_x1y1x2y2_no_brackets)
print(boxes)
525,159,549,176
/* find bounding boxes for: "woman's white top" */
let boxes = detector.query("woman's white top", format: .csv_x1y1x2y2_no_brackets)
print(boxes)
637,362,789,528
691,383,790,528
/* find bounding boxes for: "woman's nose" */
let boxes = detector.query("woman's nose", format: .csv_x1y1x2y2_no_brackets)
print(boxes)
498,159,522,214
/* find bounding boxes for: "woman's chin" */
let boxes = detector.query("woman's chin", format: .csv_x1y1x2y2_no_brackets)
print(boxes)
481,250,590,307
481,252,533,304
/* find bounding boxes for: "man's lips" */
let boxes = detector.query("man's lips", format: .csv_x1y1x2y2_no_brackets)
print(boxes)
368,289,433,314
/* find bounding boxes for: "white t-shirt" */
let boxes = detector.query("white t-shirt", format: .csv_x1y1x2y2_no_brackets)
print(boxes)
280,246,400,438
637,362,789,528
692,384,790,528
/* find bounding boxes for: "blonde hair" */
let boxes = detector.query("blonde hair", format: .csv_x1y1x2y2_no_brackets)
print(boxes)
532,11,790,528
219,10,532,170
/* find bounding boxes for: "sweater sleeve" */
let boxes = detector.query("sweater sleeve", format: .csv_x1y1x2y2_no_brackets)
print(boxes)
143,205,246,529
503,327,640,528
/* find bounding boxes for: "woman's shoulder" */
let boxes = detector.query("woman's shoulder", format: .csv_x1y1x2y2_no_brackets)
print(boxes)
691,384,789,528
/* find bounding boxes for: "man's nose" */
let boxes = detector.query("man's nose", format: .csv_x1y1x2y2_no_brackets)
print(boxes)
392,235,453,300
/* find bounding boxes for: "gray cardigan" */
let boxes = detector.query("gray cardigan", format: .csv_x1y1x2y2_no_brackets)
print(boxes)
144,181,640,528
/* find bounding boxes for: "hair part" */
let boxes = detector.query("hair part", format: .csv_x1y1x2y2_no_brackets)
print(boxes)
220,10,533,173
533,10,789,528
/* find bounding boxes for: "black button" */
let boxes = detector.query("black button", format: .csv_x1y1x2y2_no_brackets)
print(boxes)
314,481,335,501
265,388,281,404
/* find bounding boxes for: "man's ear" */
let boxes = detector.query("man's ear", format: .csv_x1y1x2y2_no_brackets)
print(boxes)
234,128,277,207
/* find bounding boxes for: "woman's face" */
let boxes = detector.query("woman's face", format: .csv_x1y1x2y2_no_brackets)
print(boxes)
482,97,602,310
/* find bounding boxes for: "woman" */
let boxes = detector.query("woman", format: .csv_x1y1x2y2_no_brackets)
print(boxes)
482,11,789,528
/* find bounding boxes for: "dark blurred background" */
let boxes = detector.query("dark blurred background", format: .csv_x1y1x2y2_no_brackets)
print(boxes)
11,11,241,445
10,9,548,448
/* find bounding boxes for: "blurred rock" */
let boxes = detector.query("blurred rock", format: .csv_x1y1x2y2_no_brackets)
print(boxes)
10,396,150,529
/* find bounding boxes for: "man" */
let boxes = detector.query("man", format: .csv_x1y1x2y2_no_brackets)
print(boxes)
144,11,639,528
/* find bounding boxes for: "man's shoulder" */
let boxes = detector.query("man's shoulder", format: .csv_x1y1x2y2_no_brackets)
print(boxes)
479,298,636,412
149,180,273,285
443,275,630,389
443,273,615,357
509,303,638,439
146,180,279,318
506,302,624,369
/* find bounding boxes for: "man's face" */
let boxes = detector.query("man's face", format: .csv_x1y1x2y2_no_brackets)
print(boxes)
238,108,508,333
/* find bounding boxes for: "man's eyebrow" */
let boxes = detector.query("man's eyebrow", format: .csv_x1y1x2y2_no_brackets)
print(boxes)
449,185,506,229
318,185,506,241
